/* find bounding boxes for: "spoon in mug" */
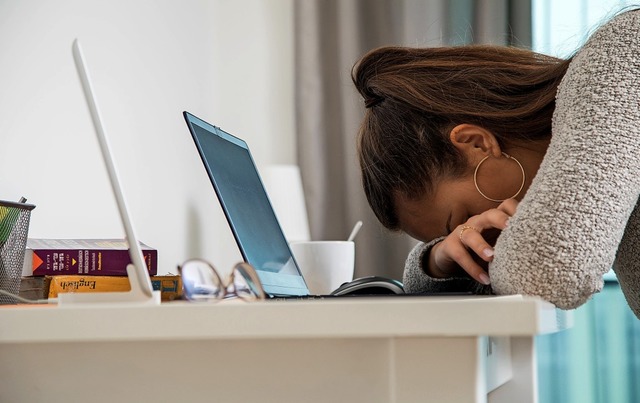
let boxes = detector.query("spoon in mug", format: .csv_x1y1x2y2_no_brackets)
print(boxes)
347,221,363,242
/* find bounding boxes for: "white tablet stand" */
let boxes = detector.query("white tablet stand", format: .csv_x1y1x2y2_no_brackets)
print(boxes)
58,39,161,305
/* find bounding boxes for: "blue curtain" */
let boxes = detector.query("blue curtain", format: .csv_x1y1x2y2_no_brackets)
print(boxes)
537,280,640,402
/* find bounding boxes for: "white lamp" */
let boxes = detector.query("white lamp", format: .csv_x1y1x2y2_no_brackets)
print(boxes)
262,164,311,243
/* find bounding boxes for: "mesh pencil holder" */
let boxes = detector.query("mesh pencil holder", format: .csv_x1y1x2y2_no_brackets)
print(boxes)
0,199,36,304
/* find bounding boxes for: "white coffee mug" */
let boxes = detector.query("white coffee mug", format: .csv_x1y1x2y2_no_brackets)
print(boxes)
289,241,355,295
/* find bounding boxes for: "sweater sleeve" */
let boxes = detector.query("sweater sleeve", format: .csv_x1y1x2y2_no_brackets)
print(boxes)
489,11,640,310
403,237,492,295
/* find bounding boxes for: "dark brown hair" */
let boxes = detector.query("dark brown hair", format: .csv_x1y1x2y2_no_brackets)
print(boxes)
352,45,571,230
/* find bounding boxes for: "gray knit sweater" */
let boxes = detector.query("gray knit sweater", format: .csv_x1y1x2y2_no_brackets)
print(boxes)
403,10,640,319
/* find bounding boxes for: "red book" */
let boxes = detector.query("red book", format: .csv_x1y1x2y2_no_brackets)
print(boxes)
22,239,157,277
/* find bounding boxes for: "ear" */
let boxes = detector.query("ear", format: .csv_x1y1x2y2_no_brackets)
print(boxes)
449,124,501,161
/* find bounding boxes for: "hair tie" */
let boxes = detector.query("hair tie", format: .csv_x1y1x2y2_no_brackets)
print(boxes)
365,96,384,108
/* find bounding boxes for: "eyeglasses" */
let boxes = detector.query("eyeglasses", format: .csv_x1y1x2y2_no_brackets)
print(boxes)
177,259,266,302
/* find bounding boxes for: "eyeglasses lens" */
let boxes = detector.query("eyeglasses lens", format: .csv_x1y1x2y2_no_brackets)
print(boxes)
232,263,265,301
181,261,224,301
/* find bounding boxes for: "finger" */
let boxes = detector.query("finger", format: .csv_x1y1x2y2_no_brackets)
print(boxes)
448,244,491,285
467,209,510,231
459,226,495,262
497,198,518,217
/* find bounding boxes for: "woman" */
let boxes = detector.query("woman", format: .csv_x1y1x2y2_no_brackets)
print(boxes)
352,9,640,319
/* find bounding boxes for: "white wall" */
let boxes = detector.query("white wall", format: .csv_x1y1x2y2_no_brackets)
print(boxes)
0,0,296,274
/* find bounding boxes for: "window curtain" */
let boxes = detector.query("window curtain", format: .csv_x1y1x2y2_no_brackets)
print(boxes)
537,280,640,403
294,0,532,279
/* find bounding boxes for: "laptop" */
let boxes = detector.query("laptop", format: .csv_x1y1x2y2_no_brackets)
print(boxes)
183,111,405,298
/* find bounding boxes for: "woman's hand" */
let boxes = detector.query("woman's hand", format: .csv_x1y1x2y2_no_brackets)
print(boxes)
427,199,519,285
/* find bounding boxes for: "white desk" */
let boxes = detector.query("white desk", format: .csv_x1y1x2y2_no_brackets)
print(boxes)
0,295,569,403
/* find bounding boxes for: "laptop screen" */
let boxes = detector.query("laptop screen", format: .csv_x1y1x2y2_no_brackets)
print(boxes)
184,112,309,296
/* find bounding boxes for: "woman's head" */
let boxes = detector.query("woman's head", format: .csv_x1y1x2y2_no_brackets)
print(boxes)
352,45,570,237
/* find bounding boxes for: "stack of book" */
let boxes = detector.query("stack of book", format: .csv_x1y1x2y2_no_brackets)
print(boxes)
18,239,182,302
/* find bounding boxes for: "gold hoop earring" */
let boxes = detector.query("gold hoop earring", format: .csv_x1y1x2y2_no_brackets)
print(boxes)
473,152,525,203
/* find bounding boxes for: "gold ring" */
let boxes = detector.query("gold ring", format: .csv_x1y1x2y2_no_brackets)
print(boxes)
459,225,479,242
